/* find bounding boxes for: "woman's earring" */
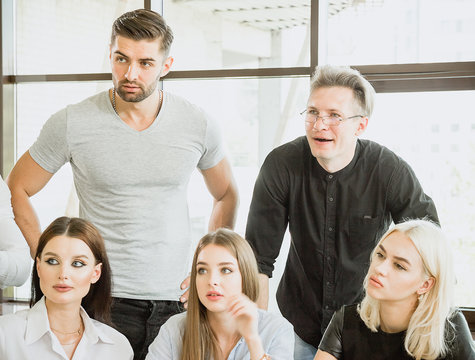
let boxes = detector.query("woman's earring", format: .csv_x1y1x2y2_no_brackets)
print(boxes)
418,293,424,302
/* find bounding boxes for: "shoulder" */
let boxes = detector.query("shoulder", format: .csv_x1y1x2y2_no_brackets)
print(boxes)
91,319,130,345
67,91,108,111
357,139,403,167
446,310,475,359
262,136,309,170
0,176,11,209
0,310,28,331
270,136,309,158
258,309,293,334
160,311,187,336
163,92,208,119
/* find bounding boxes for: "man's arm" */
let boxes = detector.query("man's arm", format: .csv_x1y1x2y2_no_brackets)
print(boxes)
200,157,239,231
388,160,439,225
6,151,54,257
256,273,269,310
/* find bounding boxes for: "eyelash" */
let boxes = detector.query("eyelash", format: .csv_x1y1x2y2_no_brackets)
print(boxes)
45,258,86,267
395,263,406,271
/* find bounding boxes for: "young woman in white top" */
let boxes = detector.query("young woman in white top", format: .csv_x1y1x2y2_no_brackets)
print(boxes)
0,216,133,360
146,228,294,360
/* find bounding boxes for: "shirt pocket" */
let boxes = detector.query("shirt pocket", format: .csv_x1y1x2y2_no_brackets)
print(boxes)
348,214,382,259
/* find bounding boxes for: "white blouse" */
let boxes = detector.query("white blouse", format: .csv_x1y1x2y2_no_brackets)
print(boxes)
0,297,133,360
0,175,30,289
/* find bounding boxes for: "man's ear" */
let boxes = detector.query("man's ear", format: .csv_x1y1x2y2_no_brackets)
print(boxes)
159,56,174,77
355,116,368,136
417,276,435,295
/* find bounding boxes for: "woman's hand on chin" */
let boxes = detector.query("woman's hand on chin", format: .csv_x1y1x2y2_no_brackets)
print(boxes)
227,294,259,341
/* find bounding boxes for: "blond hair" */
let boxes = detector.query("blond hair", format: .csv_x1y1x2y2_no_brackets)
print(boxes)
180,229,260,360
358,219,456,360
310,64,375,118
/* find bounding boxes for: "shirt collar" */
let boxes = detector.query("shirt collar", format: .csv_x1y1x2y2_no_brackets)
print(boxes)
25,296,114,345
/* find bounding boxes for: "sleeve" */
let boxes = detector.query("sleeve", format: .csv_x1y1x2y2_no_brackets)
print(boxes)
145,320,176,360
28,108,70,174
245,150,290,277
0,177,31,289
318,306,344,359
449,311,475,360
387,159,439,225
197,110,225,170
266,316,295,360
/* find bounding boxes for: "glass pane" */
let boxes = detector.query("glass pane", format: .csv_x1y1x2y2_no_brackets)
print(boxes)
16,0,144,74
322,0,475,65
162,0,310,70
164,77,309,312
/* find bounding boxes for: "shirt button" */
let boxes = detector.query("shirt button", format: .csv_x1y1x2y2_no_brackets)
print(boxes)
329,227,333,232
329,196,333,202
324,305,329,310
328,175,333,179
326,281,331,286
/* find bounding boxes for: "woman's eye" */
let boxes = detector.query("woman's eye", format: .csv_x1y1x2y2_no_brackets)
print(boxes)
308,109,318,115
375,252,384,259
45,258,58,265
72,260,86,268
221,268,232,274
116,57,126,63
330,113,342,119
395,263,406,271
197,268,206,274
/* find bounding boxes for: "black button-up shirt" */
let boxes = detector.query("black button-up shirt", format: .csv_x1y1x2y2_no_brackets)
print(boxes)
245,137,439,348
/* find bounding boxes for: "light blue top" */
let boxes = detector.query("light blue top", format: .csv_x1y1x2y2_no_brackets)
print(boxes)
145,309,294,359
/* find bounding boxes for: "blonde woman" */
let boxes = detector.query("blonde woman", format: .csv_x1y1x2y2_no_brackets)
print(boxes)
146,228,294,360
314,219,474,360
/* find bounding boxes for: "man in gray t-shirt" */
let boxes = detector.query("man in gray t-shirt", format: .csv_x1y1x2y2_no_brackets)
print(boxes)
7,10,238,360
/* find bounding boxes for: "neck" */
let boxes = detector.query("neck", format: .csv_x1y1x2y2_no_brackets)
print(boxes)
379,298,417,333
45,298,83,334
112,88,162,131
316,142,358,174
207,310,240,356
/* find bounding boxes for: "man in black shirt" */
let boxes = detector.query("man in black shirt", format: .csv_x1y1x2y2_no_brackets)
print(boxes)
245,65,439,360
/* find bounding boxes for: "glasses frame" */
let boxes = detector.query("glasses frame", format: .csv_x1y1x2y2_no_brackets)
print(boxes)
300,109,365,127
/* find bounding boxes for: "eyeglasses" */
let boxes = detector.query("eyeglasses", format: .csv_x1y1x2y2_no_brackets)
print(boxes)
301,109,364,127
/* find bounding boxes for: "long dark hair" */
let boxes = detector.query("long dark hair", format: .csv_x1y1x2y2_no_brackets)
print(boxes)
31,216,112,324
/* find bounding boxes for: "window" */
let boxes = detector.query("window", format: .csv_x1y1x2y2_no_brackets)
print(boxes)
1,1,474,314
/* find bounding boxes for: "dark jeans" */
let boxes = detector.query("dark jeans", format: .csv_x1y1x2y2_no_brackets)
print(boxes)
111,297,185,360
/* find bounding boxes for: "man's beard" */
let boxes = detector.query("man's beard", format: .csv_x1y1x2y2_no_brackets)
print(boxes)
115,77,159,103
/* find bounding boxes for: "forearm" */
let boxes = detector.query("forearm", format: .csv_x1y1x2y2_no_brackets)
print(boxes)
208,182,239,231
9,190,42,258
245,335,265,360
256,274,269,310
0,248,31,288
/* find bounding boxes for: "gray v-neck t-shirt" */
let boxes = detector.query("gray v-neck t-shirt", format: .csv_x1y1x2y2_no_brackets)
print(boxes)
30,90,225,300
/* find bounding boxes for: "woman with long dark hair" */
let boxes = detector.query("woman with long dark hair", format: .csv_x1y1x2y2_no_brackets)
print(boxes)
0,216,133,360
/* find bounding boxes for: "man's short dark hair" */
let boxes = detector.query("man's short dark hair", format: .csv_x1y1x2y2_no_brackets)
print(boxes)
111,9,174,56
